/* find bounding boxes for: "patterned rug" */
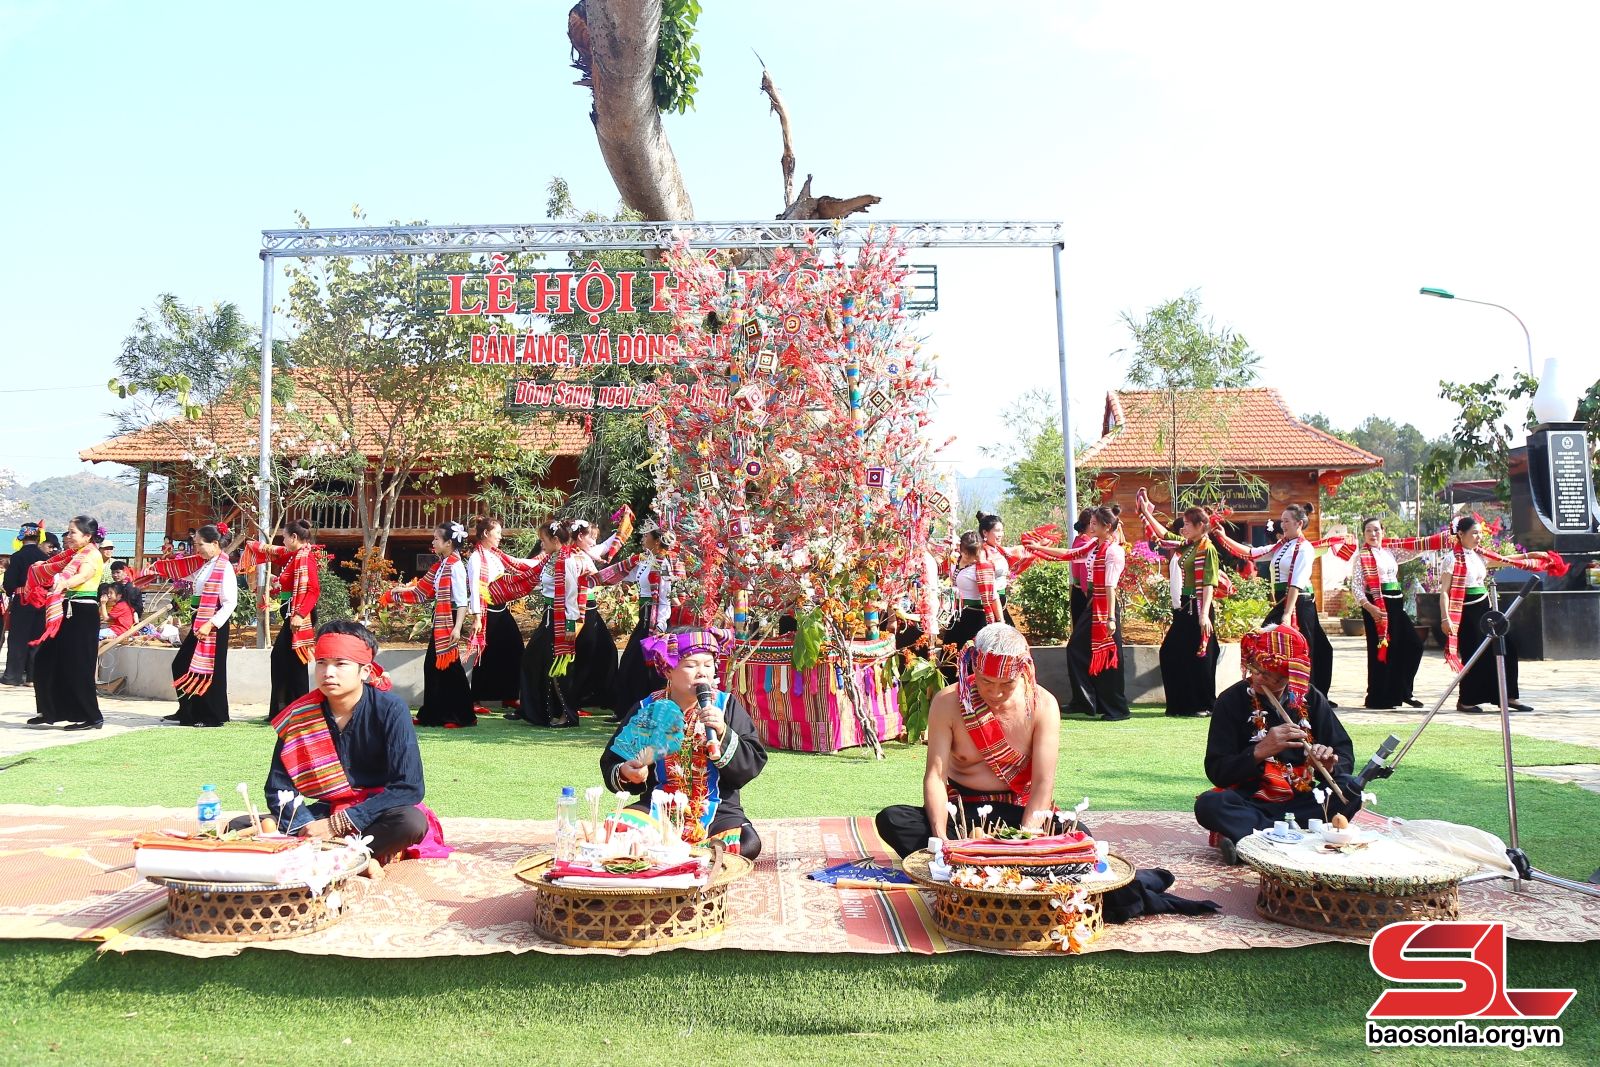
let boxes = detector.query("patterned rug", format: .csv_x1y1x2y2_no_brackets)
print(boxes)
1,804,1596,959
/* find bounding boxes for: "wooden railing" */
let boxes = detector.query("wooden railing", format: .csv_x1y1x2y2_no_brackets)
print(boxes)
282,495,544,535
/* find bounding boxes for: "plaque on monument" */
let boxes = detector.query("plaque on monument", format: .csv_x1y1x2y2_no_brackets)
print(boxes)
1545,429,1594,534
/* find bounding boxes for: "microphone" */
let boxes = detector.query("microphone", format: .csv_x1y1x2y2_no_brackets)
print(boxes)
693,682,721,761
1354,733,1400,789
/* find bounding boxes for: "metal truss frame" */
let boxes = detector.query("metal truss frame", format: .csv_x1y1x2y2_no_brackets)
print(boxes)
251,218,1074,642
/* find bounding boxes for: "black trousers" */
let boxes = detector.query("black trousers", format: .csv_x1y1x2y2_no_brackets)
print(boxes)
1362,593,1424,708
1160,599,1218,715
36,601,101,724
269,614,313,718
227,804,428,861
171,620,230,726
1066,605,1129,720
565,607,618,709
3,602,42,683
518,612,564,725
937,607,987,685
610,613,663,718
470,607,524,704
1263,595,1334,698
1459,596,1519,704
416,631,475,726
1194,774,1363,844
873,783,1066,859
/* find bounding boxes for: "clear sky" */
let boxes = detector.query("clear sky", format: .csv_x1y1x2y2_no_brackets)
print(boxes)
2,0,1595,489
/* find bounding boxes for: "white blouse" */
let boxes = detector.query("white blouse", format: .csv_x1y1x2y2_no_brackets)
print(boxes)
1269,538,1314,589
194,557,238,628
953,564,981,601
1463,550,1489,589
629,552,672,631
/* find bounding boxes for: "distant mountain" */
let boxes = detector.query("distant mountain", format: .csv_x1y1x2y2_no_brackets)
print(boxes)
957,467,1006,513
9,473,166,542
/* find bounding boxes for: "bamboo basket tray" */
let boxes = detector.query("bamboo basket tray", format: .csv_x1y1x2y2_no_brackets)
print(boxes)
146,856,366,944
901,850,1136,952
513,848,752,950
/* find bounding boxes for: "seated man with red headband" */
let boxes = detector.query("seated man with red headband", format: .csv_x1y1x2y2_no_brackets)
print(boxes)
241,620,448,872
875,623,1062,857
1196,625,1362,864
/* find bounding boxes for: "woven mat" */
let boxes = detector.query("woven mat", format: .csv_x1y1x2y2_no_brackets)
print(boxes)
1,804,1596,958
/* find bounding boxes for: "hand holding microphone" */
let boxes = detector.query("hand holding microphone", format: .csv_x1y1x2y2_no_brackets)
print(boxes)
693,682,723,761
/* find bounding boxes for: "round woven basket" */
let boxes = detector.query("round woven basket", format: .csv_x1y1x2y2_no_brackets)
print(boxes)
149,872,362,943
1256,874,1459,938
513,849,752,949
901,851,1136,952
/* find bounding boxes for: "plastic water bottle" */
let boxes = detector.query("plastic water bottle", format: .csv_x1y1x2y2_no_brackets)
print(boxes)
197,784,221,838
554,786,578,861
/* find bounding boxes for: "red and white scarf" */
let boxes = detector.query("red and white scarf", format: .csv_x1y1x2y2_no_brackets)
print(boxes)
974,559,1002,624
467,546,538,658
386,554,460,669
175,560,228,696
21,548,79,646
1087,543,1118,674
552,545,577,659
955,644,1035,805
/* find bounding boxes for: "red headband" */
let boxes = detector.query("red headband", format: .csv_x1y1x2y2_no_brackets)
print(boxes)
969,647,1031,680
313,633,390,691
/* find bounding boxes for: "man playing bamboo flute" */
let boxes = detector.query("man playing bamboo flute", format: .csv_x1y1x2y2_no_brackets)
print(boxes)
876,624,1062,857
1195,625,1363,864
244,620,449,870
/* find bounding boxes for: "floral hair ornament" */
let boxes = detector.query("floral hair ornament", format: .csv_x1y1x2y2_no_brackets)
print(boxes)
640,628,733,673
312,632,391,691
214,521,230,537
1240,625,1311,706
447,521,466,543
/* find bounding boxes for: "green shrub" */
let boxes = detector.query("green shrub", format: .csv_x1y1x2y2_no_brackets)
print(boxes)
1009,562,1073,643
315,557,353,623
1216,573,1274,641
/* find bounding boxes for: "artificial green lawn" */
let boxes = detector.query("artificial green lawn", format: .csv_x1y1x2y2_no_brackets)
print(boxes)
3,708,1599,1065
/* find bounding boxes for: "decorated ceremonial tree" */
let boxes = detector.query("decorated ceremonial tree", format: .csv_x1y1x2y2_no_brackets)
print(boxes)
649,232,950,653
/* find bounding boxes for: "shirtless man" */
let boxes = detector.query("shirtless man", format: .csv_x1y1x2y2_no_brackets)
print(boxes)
875,623,1061,857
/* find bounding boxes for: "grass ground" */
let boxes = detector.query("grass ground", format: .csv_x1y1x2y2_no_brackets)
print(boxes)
3,707,1598,1065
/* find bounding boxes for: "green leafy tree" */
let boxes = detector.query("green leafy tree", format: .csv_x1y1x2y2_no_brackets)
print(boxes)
1116,292,1262,508
284,210,548,607
982,388,1098,533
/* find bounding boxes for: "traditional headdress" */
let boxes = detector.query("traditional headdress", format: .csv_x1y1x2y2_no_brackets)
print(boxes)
1240,625,1311,705
312,632,391,691
640,628,732,673
12,521,42,552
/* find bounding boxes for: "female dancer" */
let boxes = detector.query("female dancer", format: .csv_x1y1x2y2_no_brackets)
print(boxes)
515,520,567,727
936,531,1001,684
26,516,105,731
383,522,474,727
245,519,320,717
1348,517,1428,710
602,526,680,721
1135,491,1220,718
1031,505,1129,721
465,515,542,716
1440,515,1564,713
974,511,1025,624
558,518,623,715
1210,503,1336,705
1066,508,1094,631
166,524,236,727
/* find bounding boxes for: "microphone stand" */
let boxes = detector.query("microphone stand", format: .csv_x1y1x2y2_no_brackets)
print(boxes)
1357,576,1600,900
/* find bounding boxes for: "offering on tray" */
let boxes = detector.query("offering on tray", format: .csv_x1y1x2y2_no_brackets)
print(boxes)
944,830,1101,878
544,854,711,890
133,830,319,884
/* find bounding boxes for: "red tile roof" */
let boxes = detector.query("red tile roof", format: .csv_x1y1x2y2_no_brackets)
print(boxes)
80,370,589,466
1078,389,1382,472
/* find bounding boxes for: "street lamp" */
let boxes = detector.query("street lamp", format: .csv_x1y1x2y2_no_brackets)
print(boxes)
1418,287,1535,375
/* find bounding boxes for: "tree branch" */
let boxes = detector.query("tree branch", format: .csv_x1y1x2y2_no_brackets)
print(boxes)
757,57,796,207
574,0,695,220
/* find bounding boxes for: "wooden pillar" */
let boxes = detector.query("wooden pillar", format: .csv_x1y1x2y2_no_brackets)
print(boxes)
133,467,149,569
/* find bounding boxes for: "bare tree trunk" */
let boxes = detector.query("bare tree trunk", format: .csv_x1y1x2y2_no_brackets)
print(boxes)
576,0,695,220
